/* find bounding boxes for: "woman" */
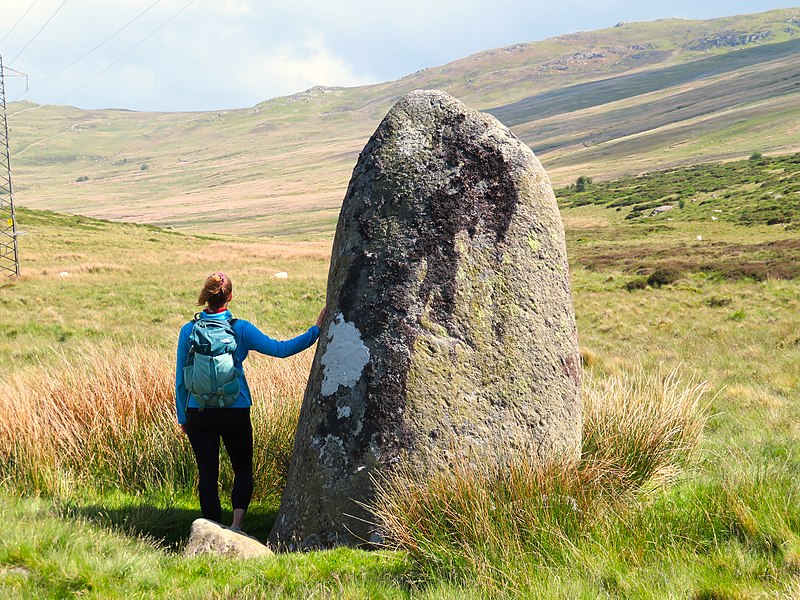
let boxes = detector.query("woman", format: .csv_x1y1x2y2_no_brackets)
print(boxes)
175,272,323,531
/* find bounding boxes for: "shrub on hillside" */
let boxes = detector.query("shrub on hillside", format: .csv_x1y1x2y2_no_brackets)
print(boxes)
705,295,732,308
555,151,800,226
647,266,682,287
625,277,648,291
575,175,593,192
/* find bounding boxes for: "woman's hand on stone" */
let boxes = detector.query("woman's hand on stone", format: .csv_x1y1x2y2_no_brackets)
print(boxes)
315,307,326,329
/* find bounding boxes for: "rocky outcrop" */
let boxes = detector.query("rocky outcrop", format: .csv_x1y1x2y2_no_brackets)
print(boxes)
184,519,273,559
269,90,581,551
689,30,772,50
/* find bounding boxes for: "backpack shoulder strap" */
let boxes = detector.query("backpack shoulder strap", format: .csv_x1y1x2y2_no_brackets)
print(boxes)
228,318,239,342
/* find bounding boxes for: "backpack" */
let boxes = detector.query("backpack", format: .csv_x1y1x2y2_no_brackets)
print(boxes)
183,314,241,409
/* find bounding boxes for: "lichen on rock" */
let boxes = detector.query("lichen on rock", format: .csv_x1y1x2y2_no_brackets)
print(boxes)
269,89,581,551
320,313,370,397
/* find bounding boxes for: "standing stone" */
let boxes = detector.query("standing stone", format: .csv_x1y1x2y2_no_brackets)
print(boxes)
269,90,581,550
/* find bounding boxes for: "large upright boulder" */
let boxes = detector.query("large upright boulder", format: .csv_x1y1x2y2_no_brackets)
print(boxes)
270,90,581,550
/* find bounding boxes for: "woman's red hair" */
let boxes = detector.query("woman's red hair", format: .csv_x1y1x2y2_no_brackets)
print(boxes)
198,272,232,311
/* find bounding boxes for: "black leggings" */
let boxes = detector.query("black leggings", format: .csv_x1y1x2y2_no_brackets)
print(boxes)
185,407,253,524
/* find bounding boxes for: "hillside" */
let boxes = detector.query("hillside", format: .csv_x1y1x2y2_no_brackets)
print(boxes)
2,188,799,596
0,206,330,374
6,8,800,236
558,151,800,226
557,152,800,284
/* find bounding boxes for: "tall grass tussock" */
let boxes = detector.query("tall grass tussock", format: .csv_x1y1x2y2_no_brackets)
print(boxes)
372,367,708,588
582,367,708,486
0,345,310,499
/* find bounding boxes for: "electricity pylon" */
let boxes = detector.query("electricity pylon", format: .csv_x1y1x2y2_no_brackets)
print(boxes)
0,54,20,277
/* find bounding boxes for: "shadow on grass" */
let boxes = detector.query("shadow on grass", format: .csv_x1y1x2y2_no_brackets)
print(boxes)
63,498,280,552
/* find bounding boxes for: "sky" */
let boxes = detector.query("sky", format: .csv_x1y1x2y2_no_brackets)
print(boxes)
1,0,798,112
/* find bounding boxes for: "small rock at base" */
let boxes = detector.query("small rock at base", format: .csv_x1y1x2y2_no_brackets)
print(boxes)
184,518,273,559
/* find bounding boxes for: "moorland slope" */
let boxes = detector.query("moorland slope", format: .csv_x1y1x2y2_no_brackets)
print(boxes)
6,8,800,235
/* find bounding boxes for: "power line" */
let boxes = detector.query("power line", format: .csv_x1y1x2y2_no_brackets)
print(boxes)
58,0,198,104
0,0,42,45
8,0,198,119
29,0,164,92
8,0,70,67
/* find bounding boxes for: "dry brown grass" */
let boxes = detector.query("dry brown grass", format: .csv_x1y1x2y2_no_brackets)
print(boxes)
1,339,708,583
373,455,630,585
582,366,709,486
0,345,310,497
201,240,332,261
35,263,134,277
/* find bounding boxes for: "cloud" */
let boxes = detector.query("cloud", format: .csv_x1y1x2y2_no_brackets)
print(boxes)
3,0,796,110
206,0,254,18
80,63,158,108
235,36,375,98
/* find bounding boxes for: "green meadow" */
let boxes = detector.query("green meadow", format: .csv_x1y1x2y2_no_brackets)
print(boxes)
1,152,798,597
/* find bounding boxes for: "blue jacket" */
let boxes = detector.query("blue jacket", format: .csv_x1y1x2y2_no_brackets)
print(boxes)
175,309,319,424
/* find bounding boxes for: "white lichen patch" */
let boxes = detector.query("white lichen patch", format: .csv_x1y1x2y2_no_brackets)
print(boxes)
321,313,370,397
337,405,352,419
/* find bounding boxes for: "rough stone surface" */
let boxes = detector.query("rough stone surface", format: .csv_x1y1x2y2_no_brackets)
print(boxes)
269,90,581,551
184,519,273,558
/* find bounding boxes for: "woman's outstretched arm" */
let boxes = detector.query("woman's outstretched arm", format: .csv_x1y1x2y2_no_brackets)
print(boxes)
240,317,322,358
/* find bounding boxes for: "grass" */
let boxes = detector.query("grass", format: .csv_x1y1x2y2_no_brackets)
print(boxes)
1,171,799,596
581,366,707,486
0,344,306,501
372,367,708,589
0,494,414,599
0,206,330,376
1,348,717,598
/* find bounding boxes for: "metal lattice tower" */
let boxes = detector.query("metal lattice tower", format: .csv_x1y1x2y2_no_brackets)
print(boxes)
0,54,20,277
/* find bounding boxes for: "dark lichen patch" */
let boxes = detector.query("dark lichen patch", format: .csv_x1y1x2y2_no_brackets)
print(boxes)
414,136,519,328
329,98,522,472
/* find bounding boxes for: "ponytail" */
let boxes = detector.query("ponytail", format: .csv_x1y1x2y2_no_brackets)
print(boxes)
198,272,232,311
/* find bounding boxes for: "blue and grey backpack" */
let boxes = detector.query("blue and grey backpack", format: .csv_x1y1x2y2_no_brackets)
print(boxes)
183,314,241,409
